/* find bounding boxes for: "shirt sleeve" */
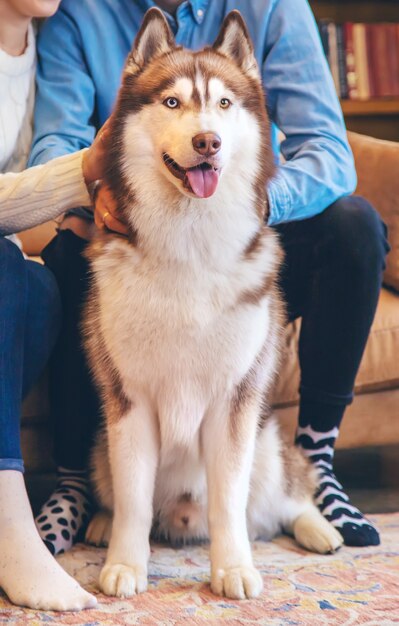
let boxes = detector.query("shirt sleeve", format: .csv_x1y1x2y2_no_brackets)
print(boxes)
263,0,357,225
0,150,91,235
29,7,97,167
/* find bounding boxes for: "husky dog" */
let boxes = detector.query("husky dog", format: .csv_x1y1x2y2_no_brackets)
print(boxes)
84,8,342,601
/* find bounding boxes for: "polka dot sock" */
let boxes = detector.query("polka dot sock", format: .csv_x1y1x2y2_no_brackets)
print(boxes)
296,424,380,547
35,468,93,555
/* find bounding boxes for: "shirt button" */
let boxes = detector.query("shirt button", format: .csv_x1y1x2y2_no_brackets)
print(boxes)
197,8,204,18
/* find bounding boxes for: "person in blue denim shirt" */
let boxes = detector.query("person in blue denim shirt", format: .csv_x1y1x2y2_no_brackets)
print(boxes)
30,0,389,551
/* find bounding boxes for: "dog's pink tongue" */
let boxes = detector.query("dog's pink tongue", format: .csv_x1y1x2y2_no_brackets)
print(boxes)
186,167,219,198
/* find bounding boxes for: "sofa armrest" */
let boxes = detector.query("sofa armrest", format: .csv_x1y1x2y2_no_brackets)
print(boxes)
348,131,399,291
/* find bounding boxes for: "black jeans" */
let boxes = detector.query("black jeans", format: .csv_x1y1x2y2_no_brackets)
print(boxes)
42,196,389,470
276,195,389,406
42,230,100,470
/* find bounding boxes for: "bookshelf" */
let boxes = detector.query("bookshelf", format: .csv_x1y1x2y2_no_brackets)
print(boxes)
310,1,399,141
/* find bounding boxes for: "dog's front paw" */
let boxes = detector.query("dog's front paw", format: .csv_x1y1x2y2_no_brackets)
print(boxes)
99,563,148,597
211,566,263,600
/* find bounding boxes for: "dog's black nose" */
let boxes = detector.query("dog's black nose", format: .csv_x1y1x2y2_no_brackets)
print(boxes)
192,132,221,156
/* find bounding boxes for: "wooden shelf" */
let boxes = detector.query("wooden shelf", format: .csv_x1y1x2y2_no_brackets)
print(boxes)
310,1,399,26
341,99,399,116
315,0,398,3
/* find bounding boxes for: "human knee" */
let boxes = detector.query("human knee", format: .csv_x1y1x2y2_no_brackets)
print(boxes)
323,196,389,274
0,237,28,303
0,237,26,275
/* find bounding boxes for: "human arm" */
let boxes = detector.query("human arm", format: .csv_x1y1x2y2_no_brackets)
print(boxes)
0,123,109,236
28,6,97,167
0,151,89,235
263,0,357,225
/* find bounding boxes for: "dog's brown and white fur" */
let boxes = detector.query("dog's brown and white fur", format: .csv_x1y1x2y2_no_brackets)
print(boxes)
84,9,342,601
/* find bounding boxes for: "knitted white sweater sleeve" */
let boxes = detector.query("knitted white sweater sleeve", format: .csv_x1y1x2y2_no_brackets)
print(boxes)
0,150,91,235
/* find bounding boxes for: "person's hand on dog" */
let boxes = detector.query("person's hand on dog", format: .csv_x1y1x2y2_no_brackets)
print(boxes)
81,118,129,236
82,118,112,185
94,185,129,236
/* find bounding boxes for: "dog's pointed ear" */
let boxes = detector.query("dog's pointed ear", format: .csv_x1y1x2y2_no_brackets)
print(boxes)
213,11,259,79
126,8,175,75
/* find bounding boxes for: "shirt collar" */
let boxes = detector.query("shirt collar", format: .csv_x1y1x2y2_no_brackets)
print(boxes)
141,1,209,25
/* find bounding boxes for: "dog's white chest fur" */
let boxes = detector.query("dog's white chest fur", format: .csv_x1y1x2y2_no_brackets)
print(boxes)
92,233,271,451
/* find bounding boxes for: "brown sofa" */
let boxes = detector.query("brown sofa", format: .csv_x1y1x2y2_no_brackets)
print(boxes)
20,131,399,482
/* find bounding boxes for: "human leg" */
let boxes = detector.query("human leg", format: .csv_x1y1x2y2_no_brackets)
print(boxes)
0,238,29,473
276,197,389,546
0,238,96,610
35,229,100,554
0,237,61,468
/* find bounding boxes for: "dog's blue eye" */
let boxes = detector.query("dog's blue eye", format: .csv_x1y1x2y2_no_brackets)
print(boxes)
220,98,231,109
164,97,179,109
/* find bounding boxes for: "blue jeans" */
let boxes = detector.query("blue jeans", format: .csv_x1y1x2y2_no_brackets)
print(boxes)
0,237,62,472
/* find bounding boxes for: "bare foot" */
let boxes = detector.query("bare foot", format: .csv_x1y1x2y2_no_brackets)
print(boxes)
0,471,97,611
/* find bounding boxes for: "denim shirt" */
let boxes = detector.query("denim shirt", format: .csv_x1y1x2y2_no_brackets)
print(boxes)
29,0,357,224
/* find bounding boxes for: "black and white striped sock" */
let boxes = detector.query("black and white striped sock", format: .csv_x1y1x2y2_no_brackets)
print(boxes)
296,424,380,547
35,468,93,555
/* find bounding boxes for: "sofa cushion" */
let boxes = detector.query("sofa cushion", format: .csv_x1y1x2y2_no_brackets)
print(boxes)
273,287,399,406
348,131,399,292
19,221,57,257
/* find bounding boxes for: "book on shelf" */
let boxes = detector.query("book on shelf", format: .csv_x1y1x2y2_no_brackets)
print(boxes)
317,19,399,100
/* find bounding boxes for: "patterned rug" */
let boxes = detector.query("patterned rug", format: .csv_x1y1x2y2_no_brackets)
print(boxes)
2,513,399,625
